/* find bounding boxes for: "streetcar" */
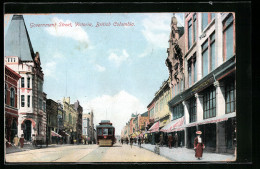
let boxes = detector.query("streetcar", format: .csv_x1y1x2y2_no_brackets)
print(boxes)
96,120,116,147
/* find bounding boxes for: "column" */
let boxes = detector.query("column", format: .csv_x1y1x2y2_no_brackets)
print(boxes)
196,13,203,81
215,13,223,67
195,93,203,122
214,81,226,153
214,81,225,117
182,100,189,147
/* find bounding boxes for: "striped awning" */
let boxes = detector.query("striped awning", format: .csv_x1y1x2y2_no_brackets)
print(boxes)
148,121,159,133
160,117,185,133
51,131,62,137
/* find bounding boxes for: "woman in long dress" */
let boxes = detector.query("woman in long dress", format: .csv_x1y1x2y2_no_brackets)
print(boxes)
194,131,205,160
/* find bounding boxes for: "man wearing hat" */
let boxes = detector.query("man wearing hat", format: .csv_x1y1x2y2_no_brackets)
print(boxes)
194,131,205,160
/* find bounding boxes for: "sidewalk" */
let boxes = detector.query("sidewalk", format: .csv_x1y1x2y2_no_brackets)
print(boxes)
5,143,71,154
133,143,236,162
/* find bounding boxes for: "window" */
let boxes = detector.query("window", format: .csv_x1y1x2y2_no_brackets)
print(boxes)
193,56,197,82
223,14,235,61
202,32,216,77
188,60,192,87
202,13,216,31
27,77,30,88
108,128,113,135
39,98,42,110
98,128,102,136
21,77,24,88
43,102,46,112
27,95,30,107
189,97,197,123
193,13,197,43
103,128,108,135
210,32,216,71
188,13,197,50
188,19,192,49
172,103,184,120
202,41,209,77
203,86,216,119
10,88,15,107
225,80,236,113
202,13,208,31
21,95,25,107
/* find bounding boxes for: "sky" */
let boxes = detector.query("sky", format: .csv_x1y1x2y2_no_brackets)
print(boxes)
4,13,184,135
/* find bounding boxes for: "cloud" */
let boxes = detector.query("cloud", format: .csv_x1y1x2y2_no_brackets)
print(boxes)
43,61,56,77
139,13,184,57
81,90,147,135
108,49,129,66
45,17,89,48
53,52,63,58
141,13,172,50
95,64,106,72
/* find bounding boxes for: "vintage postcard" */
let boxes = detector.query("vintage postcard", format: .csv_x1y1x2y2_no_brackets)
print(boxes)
4,11,238,163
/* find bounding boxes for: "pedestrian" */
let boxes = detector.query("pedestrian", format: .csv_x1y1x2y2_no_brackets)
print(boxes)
141,137,144,144
138,137,141,148
126,137,129,145
194,131,205,160
19,134,25,148
168,134,173,149
174,133,178,148
13,134,19,147
130,137,133,148
121,138,124,145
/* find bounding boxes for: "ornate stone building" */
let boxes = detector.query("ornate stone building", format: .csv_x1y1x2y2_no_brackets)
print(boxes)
5,15,47,142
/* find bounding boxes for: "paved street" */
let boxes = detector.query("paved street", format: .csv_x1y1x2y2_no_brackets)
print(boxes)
5,142,236,163
5,143,170,163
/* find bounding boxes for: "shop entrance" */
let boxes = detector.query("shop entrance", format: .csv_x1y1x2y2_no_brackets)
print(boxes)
199,123,216,152
24,120,32,141
10,119,18,142
187,126,197,148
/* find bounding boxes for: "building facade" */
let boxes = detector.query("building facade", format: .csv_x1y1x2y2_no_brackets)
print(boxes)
5,66,21,143
63,97,77,143
166,12,236,153
5,15,47,142
74,100,83,144
46,99,59,144
82,111,95,144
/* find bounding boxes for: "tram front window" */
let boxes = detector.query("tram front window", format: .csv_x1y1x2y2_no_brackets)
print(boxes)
98,129,102,136
103,128,108,135
108,128,113,135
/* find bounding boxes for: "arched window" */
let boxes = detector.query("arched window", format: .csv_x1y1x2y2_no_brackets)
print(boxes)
10,88,15,107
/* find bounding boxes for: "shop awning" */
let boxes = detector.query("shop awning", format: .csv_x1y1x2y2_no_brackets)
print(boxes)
184,112,236,128
148,121,159,133
51,131,62,137
160,117,185,133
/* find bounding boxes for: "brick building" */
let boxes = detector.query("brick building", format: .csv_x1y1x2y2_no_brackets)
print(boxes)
5,66,21,143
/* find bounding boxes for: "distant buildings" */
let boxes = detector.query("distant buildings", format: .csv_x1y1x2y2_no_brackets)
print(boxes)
82,111,95,144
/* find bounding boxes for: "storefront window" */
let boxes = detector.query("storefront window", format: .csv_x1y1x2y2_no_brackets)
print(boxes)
225,80,236,113
203,86,216,119
189,97,197,123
